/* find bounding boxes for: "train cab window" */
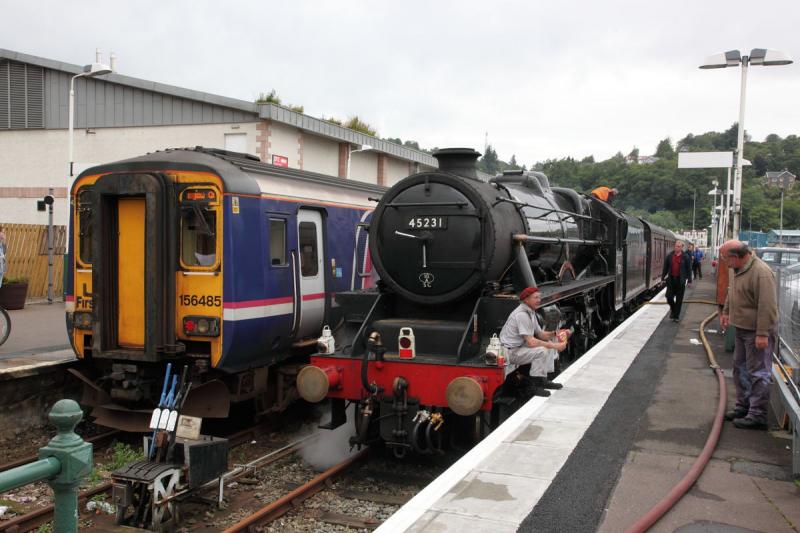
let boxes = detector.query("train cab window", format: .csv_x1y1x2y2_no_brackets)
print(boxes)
181,205,217,268
269,219,287,266
77,189,93,265
298,222,318,276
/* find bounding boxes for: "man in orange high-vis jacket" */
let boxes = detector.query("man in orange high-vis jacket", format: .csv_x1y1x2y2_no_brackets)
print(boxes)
591,186,618,202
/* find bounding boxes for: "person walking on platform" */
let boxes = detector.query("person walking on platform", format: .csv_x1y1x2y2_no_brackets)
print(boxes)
662,239,692,321
499,286,568,398
720,240,778,430
591,186,618,203
692,244,704,279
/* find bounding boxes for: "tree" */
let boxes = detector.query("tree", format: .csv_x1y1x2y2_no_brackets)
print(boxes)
628,147,640,163
478,145,500,174
655,138,675,159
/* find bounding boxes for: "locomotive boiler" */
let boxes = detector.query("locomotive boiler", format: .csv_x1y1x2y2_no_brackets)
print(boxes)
297,148,672,457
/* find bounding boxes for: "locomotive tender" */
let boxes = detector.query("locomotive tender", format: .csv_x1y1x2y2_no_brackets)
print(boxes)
65,147,380,431
297,148,673,457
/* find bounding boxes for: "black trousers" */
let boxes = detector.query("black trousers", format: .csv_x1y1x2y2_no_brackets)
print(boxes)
666,277,686,319
692,262,702,279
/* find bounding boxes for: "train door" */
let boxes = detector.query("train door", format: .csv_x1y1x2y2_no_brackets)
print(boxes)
117,197,146,347
296,209,325,338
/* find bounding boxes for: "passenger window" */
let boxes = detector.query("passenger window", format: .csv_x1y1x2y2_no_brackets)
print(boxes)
299,222,318,276
180,205,217,268
269,219,287,266
77,188,93,265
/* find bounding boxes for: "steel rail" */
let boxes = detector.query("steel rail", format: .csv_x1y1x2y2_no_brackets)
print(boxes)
0,429,121,474
222,448,369,533
0,420,280,531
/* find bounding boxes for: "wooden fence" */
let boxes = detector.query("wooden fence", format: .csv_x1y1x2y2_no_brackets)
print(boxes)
2,223,66,299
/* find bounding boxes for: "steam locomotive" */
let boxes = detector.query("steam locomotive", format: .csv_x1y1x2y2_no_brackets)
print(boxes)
297,148,673,457
65,147,380,431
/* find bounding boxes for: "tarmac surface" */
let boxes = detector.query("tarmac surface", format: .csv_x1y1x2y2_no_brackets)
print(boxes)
0,300,74,371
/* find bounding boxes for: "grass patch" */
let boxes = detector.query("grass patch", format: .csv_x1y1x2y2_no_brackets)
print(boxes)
108,442,144,471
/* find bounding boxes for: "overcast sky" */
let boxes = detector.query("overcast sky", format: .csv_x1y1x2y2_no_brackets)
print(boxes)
4,0,799,166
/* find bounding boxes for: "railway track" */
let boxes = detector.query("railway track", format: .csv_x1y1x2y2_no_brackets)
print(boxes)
212,443,449,532
222,448,369,532
0,419,283,532
0,429,121,474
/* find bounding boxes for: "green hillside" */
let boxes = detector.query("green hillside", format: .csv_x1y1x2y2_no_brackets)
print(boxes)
506,124,800,232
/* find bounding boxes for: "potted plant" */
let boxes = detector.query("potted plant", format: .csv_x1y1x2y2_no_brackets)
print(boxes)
0,275,29,310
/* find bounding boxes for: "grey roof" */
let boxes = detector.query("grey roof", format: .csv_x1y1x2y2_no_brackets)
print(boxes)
768,229,800,237
259,104,438,167
1,48,439,167
765,170,796,179
77,146,388,196
0,48,258,113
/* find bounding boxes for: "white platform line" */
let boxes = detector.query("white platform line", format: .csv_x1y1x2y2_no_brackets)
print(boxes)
376,289,668,532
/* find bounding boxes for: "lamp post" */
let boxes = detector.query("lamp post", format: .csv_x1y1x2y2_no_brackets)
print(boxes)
346,144,373,179
699,48,793,237
708,182,720,251
764,170,797,246
66,51,114,263
69,51,114,182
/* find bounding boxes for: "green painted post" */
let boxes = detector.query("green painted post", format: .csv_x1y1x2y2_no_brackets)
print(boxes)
0,457,60,493
725,325,736,352
38,399,93,533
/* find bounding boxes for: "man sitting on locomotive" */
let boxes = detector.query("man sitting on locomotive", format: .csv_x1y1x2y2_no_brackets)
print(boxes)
499,286,568,398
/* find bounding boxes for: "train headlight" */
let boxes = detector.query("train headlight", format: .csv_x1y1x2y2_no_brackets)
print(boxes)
398,327,415,359
445,376,486,416
74,312,93,330
183,316,220,337
297,365,342,403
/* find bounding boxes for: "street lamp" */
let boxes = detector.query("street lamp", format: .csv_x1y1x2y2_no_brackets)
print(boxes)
69,50,114,180
346,144,373,179
764,170,797,246
708,182,721,251
699,48,793,237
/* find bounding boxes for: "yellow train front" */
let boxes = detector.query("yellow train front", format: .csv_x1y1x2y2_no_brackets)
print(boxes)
65,147,380,431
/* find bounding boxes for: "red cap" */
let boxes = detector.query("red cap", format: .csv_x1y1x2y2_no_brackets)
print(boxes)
519,286,539,300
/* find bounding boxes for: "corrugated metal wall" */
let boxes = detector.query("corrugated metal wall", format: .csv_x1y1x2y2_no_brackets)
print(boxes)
0,60,44,129
44,69,258,129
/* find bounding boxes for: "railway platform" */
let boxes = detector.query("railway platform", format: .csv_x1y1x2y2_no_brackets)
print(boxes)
379,275,799,532
0,301,73,373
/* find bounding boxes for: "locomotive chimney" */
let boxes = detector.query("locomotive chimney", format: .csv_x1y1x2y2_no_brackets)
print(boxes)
433,148,482,180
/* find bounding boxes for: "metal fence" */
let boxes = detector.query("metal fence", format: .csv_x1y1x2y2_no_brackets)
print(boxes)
773,263,800,477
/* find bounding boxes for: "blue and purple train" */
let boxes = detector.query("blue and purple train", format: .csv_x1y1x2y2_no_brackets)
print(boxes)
64,147,380,431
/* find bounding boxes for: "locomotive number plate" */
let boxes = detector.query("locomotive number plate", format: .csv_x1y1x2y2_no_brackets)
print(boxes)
405,216,447,230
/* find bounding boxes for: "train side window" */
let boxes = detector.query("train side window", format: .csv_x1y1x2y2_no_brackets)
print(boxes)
77,188,93,265
269,219,287,266
180,205,217,268
298,222,318,277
